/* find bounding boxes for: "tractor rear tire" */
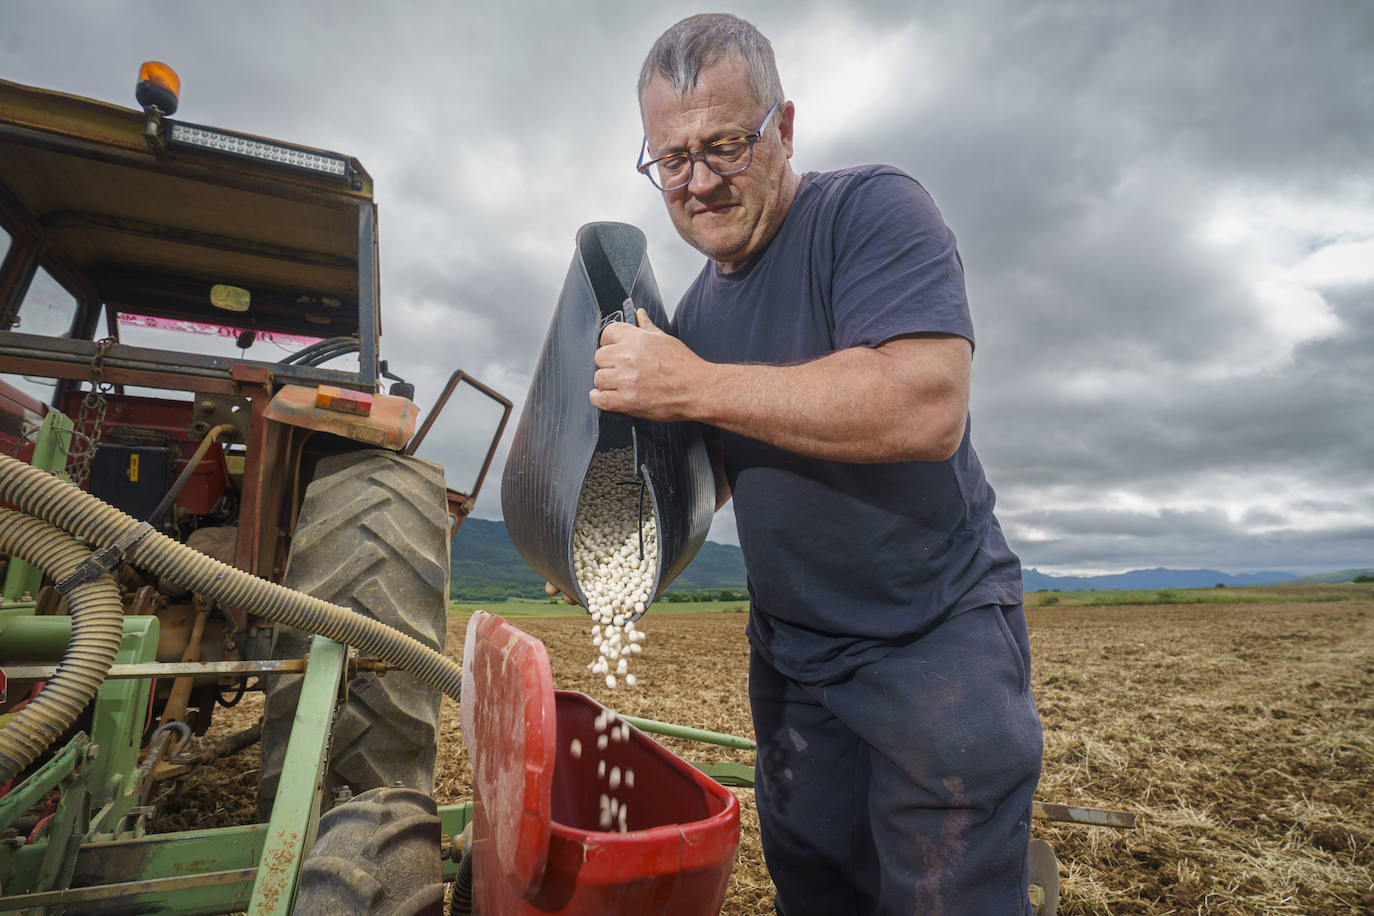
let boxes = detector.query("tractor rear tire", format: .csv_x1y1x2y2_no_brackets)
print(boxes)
257,450,450,821
293,785,445,915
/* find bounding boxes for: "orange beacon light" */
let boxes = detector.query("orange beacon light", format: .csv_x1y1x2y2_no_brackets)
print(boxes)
136,61,180,115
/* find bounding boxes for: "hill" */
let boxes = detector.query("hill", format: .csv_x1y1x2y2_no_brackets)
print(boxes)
1022,566,1299,591
664,539,748,591
451,518,1361,599
1282,567,1374,585
448,518,548,600
450,518,747,600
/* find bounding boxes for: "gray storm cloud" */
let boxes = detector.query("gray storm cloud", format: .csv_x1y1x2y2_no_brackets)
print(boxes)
3,0,1370,575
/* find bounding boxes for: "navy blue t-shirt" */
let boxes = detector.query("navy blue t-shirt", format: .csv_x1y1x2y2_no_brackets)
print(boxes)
671,165,1022,684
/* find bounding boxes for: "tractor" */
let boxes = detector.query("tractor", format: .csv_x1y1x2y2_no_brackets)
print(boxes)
0,63,511,911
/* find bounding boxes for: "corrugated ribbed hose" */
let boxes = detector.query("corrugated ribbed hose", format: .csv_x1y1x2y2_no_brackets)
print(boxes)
0,454,463,710
0,509,125,783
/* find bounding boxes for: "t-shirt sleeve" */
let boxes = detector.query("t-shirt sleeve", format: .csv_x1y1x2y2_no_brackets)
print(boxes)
828,169,974,350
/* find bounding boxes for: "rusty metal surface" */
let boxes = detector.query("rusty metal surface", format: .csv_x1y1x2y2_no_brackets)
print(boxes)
151,601,227,665
263,384,417,450
1033,800,1137,830
0,333,367,394
229,367,275,590
191,393,251,442
156,596,213,728
129,585,160,618
446,489,475,536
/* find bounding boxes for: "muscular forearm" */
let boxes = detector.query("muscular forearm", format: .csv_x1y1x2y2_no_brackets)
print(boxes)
691,337,969,463
591,313,971,464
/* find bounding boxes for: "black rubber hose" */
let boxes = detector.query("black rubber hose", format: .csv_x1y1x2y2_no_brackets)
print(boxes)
299,341,361,367
448,848,474,916
278,337,359,366
0,509,125,784
0,453,463,700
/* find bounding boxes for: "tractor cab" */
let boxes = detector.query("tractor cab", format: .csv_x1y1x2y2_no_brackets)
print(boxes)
0,64,508,589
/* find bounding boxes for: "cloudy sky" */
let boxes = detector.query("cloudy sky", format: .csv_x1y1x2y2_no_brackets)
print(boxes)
5,1,1371,576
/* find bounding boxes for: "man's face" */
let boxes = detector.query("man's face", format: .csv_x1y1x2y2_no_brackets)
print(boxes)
640,56,795,273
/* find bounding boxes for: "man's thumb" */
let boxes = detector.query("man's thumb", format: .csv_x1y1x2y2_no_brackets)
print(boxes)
635,308,660,332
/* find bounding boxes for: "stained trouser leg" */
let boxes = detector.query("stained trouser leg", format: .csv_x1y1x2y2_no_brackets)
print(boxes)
830,603,1044,915
749,646,877,916
751,604,1043,915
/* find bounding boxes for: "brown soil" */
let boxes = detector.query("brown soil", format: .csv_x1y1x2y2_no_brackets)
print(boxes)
163,588,1374,915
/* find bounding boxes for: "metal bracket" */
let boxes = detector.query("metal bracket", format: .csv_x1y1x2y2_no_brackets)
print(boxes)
192,393,251,441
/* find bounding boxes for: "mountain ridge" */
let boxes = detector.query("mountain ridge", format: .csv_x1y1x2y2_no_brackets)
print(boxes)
450,518,1365,598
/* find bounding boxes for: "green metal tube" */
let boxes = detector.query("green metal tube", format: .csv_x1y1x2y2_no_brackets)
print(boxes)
0,615,85,655
619,714,756,751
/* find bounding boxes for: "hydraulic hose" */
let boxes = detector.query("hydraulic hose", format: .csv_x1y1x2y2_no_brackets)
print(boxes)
0,510,125,784
449,848,474,916
0,453,463,701
145,423,236,529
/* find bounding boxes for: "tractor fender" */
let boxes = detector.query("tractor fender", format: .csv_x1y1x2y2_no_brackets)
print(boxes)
262,384,417,450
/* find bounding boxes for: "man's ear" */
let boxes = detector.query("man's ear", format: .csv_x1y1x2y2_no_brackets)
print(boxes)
778,100,796,159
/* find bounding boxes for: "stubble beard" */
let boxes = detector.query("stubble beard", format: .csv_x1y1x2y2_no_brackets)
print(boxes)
671,199,750,264
687,224,752,263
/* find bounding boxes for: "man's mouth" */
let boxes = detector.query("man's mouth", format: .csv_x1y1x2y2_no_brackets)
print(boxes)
693,200,737,216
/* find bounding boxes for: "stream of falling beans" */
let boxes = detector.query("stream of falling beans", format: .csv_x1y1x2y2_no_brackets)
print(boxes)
571,446,656,831
573,446,655,689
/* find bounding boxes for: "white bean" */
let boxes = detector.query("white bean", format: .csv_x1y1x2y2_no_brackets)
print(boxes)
573,447,657,689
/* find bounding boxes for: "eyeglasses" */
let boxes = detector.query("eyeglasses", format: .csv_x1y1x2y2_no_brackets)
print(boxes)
636,102,779,192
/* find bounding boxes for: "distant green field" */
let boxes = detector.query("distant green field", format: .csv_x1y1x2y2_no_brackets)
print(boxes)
453,583,1366,617
448,598,750,619
1028,582,1362,608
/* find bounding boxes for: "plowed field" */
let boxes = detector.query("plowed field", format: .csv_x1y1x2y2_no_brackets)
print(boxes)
167,586,1374,914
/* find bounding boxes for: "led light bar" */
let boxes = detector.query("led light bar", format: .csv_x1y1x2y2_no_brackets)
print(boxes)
166,121,349,179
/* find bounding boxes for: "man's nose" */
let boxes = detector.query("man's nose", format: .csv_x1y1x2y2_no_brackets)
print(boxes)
686,156,725,196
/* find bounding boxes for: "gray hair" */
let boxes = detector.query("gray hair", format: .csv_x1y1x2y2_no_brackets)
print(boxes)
637,13,784,113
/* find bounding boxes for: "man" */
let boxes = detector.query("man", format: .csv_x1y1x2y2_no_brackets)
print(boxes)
591,13,1044,915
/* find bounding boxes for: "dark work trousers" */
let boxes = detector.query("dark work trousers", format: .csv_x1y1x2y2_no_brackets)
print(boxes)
749,603,1043,916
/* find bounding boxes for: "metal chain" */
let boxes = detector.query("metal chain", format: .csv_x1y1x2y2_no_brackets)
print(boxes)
65,337,116,487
